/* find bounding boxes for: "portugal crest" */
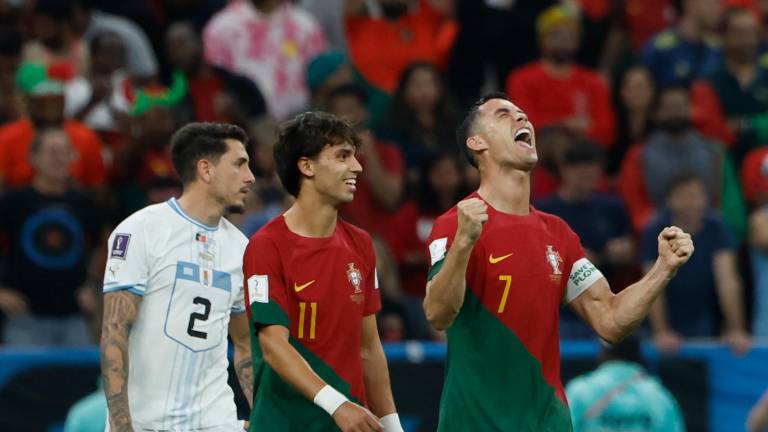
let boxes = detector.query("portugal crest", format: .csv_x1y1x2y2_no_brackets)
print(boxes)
545,245,563,276
347,263,362,293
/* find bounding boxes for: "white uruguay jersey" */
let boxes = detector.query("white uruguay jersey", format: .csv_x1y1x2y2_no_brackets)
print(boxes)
103,198,247,431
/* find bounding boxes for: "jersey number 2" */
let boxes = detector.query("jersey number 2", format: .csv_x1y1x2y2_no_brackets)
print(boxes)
187,296,211,339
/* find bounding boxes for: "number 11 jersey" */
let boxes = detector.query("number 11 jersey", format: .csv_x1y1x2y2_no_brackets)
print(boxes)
103,197,247,431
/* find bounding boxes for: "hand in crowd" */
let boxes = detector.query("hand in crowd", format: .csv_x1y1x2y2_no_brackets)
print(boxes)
652,329,683,353
722,328,751,356
0,287,28,316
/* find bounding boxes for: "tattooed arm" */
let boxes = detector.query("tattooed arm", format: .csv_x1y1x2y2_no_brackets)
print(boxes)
229,312,253,407
101,290,142,432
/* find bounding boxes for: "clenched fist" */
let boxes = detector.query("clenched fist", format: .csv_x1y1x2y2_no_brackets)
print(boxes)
456,198,488,244
657,226,694,274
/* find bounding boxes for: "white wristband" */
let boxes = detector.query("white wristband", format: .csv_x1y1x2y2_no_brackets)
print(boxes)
381,413,404,432
313,385,348,416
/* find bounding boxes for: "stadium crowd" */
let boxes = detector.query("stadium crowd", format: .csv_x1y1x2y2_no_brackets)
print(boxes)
0,0,767,355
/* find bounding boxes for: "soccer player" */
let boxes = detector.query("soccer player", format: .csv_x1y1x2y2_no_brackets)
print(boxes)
423,93,694,431
243,111,403,432
100,123,255,431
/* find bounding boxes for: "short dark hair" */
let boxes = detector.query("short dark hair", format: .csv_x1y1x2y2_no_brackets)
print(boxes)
274,111,360,197
563,139,603,166
34,0,74,21
665,171,705,198
456,92,511,168
170,122,248,184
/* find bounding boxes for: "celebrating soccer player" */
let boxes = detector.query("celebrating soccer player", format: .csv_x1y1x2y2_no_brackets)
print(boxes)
101,123,255,431
423,94,694,431
242,112,403,432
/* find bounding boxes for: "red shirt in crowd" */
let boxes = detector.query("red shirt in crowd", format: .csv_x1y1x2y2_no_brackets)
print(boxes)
0,119,105,189
506,62,616,148
385,201,437,297
345,0,457,93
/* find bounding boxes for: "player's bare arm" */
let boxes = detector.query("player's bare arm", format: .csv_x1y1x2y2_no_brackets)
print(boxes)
229,313,254,407
424,198,487,330
259,324,384,432
360,315,402,430
570,226,694,343
101,290,142,432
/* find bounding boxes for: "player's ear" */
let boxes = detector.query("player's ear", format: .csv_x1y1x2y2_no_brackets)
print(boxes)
197,158,213,183
297,156,314,178
467,135,487,152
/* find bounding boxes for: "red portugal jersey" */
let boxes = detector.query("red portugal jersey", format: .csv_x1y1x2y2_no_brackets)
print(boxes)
427,192,599,431
243,215,381,431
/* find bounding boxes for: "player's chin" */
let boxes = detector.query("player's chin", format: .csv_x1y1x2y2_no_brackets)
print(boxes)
225,202,246,214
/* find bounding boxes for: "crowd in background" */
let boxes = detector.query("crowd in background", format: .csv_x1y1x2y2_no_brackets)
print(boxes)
0,0,767,353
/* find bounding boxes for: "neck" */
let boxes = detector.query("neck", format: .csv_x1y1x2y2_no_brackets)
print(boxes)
670,214,702,234
476,165,531,215
558,187,590,202
627,112,647,139
416,110,434,129
188,59,212,79
542,59,573,78
726,56,756,85
679,17,703,41
283,189,339,237
176,186,225,228
32,176,68,195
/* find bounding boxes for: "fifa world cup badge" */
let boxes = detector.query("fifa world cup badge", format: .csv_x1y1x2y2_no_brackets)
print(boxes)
347,263,364,304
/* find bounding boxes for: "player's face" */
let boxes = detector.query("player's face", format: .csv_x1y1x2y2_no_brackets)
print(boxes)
474,98,538,171
308,141,362,205
210,139,255,214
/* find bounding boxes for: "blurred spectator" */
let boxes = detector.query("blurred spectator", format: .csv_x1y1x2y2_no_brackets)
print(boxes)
152,0,228,32
707,7,768,164
387,61,460,181
748,389,768,431
165,21,266,125
71,0,159,84
240,117,290,236
329,83,405,236
23,0,85,77
0,128,101,347
307,50,356,110
644,173,750,354
65,31,132,135
566,335,685,432
386,152,465,339
609,65,655,176
536,140,634,338
63,384,106,432
640,0,722,87
619,85,746,239
203,0,327,120
302,0,347,50
749,194,768,338
0,27,22,125
506,4,617,148
446,0,555,108
344,0,457,93
0,63,105,192
110,99,182,215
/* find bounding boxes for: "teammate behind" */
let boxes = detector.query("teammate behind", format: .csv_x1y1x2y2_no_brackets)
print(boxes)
243,111,403,431
101,122,255,431
423,93,694,431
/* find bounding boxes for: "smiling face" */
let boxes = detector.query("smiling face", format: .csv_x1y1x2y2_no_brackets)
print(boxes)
208,138,255,214
300,141,362,206
470,98,538,172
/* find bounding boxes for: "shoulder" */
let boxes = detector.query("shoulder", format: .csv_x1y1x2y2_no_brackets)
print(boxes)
114,202,168,233
533,207,574,234
339,219,374,249
508,62,543,82
0,119,32,139
431,205,459,233
205,1,241,32
284,4,322,29
221,217,249,247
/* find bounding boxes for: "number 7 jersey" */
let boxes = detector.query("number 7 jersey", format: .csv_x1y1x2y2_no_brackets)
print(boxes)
103,198,247,431
427,193,600,432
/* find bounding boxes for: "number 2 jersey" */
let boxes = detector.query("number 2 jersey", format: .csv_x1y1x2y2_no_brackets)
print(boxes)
102,198,247,431
427,193,602,431
243,215,381,431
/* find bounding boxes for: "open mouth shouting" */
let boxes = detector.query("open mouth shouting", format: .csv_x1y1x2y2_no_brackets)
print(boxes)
515,127,534,149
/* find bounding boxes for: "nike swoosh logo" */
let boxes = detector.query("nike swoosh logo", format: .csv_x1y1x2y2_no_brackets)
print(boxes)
489,253,513,264
294,280,316,293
